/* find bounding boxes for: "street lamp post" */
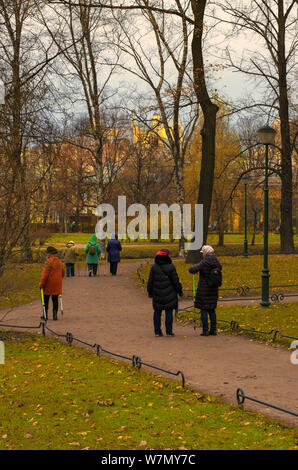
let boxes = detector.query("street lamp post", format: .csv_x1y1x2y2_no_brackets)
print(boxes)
257,125,276,308
243,177,248,258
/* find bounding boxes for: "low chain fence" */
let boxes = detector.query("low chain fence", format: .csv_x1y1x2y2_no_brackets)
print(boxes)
137,262,298,303
183,290,297,303
175,306,298,344
0,320,185,388
0,319,297,421
137,261,151,284
236,388,298,418
192,284,298,300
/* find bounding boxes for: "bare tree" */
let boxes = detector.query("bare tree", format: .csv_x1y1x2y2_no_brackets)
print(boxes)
37,0,121,207
186,0,219,261
216,0,297,252
109,0,199,251
0,0,61,265
45,0,225,256
117,132,175,207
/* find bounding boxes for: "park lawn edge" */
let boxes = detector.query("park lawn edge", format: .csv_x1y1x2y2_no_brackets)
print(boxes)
0,330,297,451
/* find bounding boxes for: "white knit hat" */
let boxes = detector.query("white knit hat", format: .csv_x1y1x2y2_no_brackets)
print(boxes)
200,245,215,255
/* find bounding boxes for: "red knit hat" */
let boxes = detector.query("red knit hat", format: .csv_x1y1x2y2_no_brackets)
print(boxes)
156,249,171,256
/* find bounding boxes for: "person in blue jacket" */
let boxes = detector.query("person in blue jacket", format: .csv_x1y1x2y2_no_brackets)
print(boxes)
106,234,122,275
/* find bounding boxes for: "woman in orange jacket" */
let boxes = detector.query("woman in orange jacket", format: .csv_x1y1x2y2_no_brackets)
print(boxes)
39,246,65,320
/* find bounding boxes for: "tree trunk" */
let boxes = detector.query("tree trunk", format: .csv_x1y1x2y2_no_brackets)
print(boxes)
218,228,224,247
21,221,33,263
64,216,68,234
174,152,185,254
197,105,218,243
42,205,50,228
279,145,294,252
277,0,294,253
186,0,219,264
95,136,104,206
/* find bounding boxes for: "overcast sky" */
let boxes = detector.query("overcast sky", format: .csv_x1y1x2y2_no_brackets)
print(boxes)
31,1,297,126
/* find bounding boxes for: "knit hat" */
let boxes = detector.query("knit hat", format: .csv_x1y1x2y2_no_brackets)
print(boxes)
156,249,171,256
46,246,58,255
200,245,215,255
66,241,74,246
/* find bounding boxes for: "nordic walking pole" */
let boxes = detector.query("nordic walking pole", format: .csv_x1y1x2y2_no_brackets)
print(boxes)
192,275,196,303
40,288,47,321
59,295,64,316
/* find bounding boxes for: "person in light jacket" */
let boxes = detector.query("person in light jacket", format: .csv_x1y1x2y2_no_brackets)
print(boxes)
63,241,78,277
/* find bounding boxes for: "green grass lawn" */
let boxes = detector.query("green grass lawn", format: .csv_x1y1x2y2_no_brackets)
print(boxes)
122,243,293,258
206,233,297,244
0,264,43,310
68,245,180,260
0,331,296,450
176,303,298,348
47,233,166,244
47,233,176,245
140,255,298,297
48,232,298,245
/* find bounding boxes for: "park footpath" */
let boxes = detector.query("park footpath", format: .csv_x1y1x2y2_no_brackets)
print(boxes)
1,261,297,426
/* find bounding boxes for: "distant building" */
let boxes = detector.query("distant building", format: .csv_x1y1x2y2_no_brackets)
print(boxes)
29,113,181,228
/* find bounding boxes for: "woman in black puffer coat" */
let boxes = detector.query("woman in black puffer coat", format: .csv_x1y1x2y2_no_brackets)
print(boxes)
189,245,222,337
147,249,183,337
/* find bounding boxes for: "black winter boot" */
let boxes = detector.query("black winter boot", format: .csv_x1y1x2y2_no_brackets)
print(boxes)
53,310,58,321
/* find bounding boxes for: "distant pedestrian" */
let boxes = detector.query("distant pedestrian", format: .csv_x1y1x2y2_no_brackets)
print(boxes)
39,246,65,321
70,221,76,233
189,245,222,336
106,234,122,275
147,249,183,337
85,234,101,276
63,241,78,277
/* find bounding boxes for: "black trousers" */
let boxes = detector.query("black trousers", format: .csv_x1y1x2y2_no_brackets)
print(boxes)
44,294,58,316
66,263,75,277
201,309,217,334
88,263,98,276
110,262,118,275
153,309,173,335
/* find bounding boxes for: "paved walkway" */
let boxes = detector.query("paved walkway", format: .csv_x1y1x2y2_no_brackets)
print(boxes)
1,261,297,426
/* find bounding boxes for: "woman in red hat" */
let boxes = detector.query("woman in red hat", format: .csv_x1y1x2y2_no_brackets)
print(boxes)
147,249,183,337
